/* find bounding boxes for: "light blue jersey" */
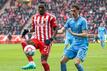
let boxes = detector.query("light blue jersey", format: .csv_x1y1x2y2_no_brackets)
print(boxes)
64,16,88,61
64,16,88,49
98,27,106,41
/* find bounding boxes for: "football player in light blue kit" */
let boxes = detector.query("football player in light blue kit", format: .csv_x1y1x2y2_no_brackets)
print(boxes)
60,4,94,71
98,23,106,48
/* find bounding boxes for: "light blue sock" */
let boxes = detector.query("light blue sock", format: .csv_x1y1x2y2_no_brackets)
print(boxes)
75,64,84,71
101,41,105,48
61,63,67,71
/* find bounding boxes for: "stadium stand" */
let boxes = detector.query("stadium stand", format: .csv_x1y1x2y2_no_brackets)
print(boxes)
0,0,7,10
0,0,106,43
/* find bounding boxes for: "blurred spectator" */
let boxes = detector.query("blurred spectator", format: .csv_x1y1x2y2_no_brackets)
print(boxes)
0,0,7,9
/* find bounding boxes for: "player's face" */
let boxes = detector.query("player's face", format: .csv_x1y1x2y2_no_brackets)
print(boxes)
71,7,79,18
38,5,46,15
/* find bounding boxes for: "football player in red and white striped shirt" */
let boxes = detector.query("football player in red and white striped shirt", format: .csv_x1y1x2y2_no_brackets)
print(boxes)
21,1,57,71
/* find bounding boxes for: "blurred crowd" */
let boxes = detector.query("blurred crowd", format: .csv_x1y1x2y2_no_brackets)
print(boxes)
46,0,107,34
0,0,7,9
0,0,36,35
0,0,107,36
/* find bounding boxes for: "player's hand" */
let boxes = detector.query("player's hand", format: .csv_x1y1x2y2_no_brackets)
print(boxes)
22,29,29,38
45,38,53,45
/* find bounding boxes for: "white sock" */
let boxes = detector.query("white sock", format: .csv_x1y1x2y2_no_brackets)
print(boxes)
29,61,35,64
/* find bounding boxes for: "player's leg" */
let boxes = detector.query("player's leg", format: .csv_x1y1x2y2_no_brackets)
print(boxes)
101,36,105,48
41,54,50,71
101,40,104,48
60,55,69,71
74,48,88,71
60,49,76,71
99,36,105,48
21,40,36,69
74,58,84,71
40,45,51,71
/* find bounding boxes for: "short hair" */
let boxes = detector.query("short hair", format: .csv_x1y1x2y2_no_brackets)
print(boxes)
38,1,47,8
72,4,80,10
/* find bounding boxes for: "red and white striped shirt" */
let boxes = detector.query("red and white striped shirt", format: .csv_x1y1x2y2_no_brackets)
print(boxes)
32,12,57,42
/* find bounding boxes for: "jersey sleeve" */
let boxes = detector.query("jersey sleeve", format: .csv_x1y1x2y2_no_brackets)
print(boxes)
82,19,88,31
64,19,71,30
50,16,57,28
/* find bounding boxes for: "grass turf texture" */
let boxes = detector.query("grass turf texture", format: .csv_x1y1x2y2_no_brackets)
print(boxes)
0,43,107,71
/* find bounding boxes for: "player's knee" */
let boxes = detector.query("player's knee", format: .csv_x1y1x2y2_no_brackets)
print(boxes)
21,41,27,49
60,55,69,64
21,41,26,45
74,58,81,64
26,40,31,44
60,57,66,64
26,40,35,45
60,59,64,64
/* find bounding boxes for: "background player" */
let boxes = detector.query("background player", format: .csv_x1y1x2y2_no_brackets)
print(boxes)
98,22,106,48
21,1,57,71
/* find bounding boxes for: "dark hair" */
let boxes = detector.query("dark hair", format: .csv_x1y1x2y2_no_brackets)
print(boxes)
38,1,47,8
72,4,80,10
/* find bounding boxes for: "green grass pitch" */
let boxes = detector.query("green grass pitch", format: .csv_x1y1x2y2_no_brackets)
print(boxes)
0,43,107,71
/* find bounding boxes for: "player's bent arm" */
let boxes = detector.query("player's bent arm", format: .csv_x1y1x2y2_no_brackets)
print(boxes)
68,29,96,38
57,27,65,34
67,29,87,37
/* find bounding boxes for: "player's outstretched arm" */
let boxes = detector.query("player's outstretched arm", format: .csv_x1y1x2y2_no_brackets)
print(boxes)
57,27,65,34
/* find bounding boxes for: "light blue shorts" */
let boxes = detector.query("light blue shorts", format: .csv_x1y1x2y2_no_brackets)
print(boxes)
98,36,105,41
64,47,88,62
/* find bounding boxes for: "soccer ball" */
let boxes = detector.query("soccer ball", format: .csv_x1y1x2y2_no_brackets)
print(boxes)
24,45,36,56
